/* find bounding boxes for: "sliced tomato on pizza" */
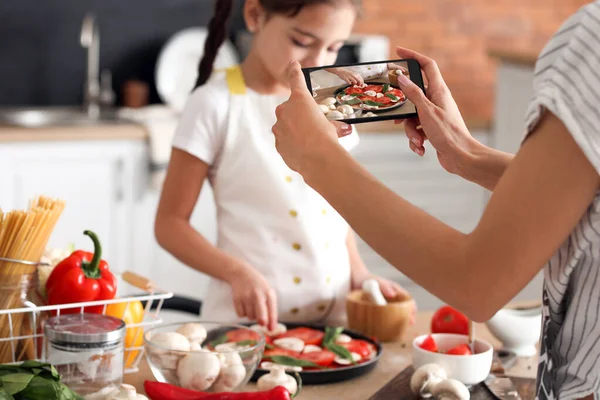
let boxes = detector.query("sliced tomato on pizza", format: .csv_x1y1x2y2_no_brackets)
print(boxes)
345,87,364,95
340,339,376,359
299,349,336,367
277,327,324,346
364,84,384,93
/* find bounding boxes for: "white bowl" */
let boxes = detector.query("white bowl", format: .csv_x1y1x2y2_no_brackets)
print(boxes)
412,333,493,385
485,307,542,356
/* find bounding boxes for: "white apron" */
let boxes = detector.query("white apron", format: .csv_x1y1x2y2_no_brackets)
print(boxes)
200,66,352,325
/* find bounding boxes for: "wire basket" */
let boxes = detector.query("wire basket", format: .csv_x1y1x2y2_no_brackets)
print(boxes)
0,268,173,374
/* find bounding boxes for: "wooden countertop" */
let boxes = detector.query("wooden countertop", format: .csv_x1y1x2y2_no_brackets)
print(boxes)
124,308,538,399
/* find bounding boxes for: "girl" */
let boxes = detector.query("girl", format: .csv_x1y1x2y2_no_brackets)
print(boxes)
155,0,408,331
323,62,407,86
273,2,600,398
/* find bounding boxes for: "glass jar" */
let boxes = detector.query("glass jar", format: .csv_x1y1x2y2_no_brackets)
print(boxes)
0,258,47,364
45,313,126,396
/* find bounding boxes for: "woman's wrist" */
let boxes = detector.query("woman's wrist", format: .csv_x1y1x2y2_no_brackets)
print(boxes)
457,138,513,191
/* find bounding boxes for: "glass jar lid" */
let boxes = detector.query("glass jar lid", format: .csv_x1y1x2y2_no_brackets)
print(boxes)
45,313,126,344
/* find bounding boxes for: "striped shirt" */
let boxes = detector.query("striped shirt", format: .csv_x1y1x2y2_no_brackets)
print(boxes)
523,2,600,399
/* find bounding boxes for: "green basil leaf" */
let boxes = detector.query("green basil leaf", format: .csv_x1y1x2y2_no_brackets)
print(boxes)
0,389,15,400
364,100,383,107
265,355,322,369
385,93,399,101
382,83,390,93
0,373,34,395
290,372,303,399
325,343,356,365
342,98,362,106
323,326,344,345
209,334,229,347
18,375,58,399
57,382,84,400
265,344,275,350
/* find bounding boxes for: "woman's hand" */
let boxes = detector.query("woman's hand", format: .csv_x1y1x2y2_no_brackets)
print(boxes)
393,47,482,176
273,61,342,175
332,67,365,86
227,262,278,331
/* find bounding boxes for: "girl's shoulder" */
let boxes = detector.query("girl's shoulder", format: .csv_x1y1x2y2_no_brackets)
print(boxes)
187,69,231,110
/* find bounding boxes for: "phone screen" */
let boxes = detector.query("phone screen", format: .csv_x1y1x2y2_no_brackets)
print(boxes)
302,59,424,124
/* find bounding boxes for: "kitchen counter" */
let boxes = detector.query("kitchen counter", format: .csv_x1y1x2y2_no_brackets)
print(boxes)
0,123,147,142
124,307,538,399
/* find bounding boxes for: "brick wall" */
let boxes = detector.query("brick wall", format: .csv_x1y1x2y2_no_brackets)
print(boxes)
355,0,590,123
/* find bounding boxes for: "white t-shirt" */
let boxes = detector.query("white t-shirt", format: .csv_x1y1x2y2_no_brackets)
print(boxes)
523,2,600,399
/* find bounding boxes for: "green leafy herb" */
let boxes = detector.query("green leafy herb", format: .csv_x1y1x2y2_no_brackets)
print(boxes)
0,362,83,400
385,93,399,101
325,343,355,364
265,355,323,369
341,98,362,106
209,334,229,347
364,100,383,107
265,344,275,350
382,83,390,93
323,326,344,345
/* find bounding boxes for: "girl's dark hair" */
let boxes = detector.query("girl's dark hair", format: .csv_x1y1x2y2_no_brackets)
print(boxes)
194,0,362,88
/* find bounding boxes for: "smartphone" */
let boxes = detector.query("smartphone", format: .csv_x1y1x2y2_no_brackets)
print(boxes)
302,59,425,124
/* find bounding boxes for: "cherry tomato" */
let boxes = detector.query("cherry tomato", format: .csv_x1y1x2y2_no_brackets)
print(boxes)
278,327,324,346
299,349,336,366
225,329,261,343
431,305,470,335
345,87,364,95
263,347,300,358
340,339,374,359
446,344,472,355
364,84,384,93
419,335,438,353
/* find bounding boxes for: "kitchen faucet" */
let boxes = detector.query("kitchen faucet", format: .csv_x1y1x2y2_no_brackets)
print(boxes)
80,13,100,118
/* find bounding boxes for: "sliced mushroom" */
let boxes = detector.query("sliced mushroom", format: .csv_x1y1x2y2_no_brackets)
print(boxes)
334,333,352,344
320,97,336,106
334,352,361,366
261,361,303,372
273,337,304,353
302,344,322,354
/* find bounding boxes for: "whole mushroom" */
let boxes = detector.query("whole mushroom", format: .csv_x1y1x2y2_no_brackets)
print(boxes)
431,379,470,400
176,351,221,391
410,363,447,398
176,323,207,346
212,363,247,392
148,332,191,370
256,366,298,396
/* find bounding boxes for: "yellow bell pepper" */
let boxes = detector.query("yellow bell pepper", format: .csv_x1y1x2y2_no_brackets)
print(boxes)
105,300,145,368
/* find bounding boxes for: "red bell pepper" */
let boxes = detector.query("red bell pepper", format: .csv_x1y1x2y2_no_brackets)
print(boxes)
46,230,117,314
143,381,292,400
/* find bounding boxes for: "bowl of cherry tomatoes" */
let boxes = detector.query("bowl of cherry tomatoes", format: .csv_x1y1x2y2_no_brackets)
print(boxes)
412,333,493,385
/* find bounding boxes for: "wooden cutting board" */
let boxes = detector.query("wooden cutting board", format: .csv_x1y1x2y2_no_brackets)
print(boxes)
368,366,536,400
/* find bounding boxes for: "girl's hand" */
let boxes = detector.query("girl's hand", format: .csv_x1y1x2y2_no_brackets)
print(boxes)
351,270,416,325
333,68,365,86
227,263,278,331
393,47,482,176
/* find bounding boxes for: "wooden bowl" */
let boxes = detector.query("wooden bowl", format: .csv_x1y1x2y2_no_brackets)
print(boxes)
345,290,415,342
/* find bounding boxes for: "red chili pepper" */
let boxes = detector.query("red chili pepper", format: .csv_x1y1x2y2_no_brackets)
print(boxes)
46,230,117,314
143,381,292,400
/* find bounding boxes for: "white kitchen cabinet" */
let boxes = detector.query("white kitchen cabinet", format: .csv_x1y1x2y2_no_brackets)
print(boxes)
0,139,146,274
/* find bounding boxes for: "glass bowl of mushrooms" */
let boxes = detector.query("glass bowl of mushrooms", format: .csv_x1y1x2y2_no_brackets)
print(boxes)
144,321,265,392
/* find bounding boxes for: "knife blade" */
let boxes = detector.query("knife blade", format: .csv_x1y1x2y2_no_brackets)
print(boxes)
484,351,523,400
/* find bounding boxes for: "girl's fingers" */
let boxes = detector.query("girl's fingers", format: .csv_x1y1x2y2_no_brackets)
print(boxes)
254,293,268,326
234,298,246,319
378,280,396,299
266,290,278,332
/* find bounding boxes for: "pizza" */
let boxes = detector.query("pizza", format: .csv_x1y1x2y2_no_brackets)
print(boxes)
335,82,406,112
209,324,378,372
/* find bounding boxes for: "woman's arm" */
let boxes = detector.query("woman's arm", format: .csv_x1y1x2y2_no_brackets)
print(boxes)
301,112,600,321
271,59,600,322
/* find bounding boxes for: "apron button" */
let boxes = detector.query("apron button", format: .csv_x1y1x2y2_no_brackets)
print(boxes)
290,307,299,315
289,210,298,218
293,276,302,284
285,176,293,183
292,242,302,251
317,304,327,312
321,209,327,215
326,276,331,284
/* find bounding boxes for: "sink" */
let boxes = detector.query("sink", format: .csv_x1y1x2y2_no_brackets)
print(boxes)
0,107,130,128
